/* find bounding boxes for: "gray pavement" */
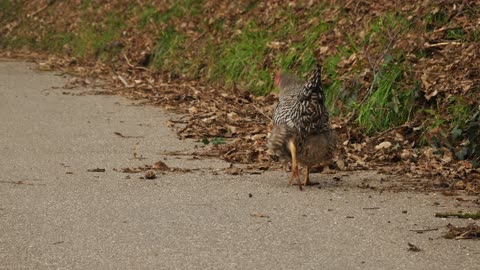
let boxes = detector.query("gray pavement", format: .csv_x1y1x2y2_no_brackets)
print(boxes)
0,60,478,270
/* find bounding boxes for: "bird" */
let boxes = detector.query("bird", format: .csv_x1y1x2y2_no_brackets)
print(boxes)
268,64,335,190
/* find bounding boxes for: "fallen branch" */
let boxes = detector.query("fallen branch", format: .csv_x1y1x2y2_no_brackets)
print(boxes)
252,103,272,122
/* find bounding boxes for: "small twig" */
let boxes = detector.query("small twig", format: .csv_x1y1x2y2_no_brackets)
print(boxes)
160,150,195,156
27,0,56,18
168,119,189,124
184,31,207,50
409,228,439,233
250,213,270,218
114,132,144,138
362,207,381,210
433,26,462,33
252,104,272,121
122,53,149,71
117,75,134,88
129,156,147,161
376,124,411,136
424,41,462,48
122,53,135,68
0,180,44,186
54,71,83,77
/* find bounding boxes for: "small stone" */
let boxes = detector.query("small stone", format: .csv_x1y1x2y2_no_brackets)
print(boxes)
144,170,156,179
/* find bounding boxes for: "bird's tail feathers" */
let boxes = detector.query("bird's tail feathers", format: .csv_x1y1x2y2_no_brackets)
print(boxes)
298,64,323,101
307,64,322,91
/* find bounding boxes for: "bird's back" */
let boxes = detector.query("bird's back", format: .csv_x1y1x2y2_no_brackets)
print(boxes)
273,66,329,136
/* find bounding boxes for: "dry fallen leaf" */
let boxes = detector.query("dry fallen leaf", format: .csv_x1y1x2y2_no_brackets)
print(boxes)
152,160,170,171
375,141,392,150
407,243,422,252
250,212,270,218
38,62,51,71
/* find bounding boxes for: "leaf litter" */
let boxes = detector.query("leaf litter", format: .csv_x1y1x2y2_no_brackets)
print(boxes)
444,223,480,240
1,0,479,194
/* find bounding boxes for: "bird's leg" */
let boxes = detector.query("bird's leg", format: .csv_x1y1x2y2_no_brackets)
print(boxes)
303,167,310,187
287,139,302,190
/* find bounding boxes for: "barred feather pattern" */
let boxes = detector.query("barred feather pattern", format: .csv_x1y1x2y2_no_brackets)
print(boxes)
268,65,335,169
272,66,330,140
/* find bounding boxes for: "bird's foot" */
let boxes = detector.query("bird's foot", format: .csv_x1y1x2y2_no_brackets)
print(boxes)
302,167,312,187
302,177,310,187
288,167,302,191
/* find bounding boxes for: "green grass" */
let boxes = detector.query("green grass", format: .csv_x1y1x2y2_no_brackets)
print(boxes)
418,97,480,166
152,26,186,73
182,0,204,16
0,0,24,48
0,0,21,18
151,0,203,24
210,21,271,94
349,13,417,133
448,98,478,160
322,48,356,116
425,9,449,31
138,6,159,28
277,22,331,74
1,7,127,59
472,29,480,41
419,108,446,146
356,60,417,133
448,97,476,130
37,31,74,53
66,14,126,59
446,28,465,40
364,13,409,47
80,0,92,10
461,109,480,166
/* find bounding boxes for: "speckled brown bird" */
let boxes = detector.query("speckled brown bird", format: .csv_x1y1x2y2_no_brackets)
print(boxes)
268,65,335,190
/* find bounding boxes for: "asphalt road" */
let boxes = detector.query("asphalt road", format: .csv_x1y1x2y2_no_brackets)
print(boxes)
0,60,478,270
